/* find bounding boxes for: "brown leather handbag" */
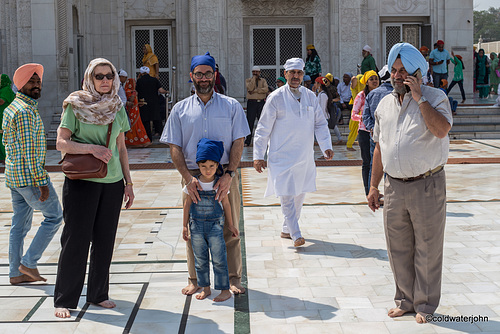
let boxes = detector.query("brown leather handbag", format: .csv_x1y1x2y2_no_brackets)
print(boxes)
59,123,113,180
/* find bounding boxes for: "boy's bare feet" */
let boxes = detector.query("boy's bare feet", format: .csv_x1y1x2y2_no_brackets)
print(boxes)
346,147,356,151
196,287,211,300
230,284,246,294
10,274,37,285
19,264,46,282
214,290,232,302
97,300,116,308
181,284,200,295
416,312,429,323
54,307,71,318
388,307,408,318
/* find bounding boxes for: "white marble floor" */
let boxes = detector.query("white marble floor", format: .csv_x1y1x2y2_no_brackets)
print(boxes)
0,139,499,333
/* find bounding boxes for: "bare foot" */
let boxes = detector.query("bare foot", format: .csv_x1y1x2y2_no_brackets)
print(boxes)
97,300,116,308
196,287,211,300
214,290,232,302
10,274,37,285
388,307,408,318
54,307,71,318
346,147,356,151
416,312,429,323
230,284,246,294
18,264,46,282
181,283,200,295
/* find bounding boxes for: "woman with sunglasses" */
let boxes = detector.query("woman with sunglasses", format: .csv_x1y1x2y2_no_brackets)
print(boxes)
54,58,134,318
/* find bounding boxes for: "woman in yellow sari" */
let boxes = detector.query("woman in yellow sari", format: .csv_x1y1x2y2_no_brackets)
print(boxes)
346,74,365,151
124,78,151,147
142,44,159,79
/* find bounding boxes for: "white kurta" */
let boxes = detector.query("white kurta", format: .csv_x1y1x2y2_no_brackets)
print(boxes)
253,84,333,197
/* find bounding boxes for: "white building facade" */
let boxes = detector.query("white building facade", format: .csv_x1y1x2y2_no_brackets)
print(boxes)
0,0,474,133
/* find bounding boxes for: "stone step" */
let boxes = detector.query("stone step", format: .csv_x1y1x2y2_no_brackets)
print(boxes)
449,131,500,140
455,106,500,114
451,123,500,132
452,115,500,123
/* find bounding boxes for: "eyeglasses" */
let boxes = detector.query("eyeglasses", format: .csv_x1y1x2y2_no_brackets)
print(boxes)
94,73,115,81
193,71,214,79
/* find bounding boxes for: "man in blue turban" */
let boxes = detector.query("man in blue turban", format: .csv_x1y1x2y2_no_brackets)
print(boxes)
161,51,250,296
367,42,453,324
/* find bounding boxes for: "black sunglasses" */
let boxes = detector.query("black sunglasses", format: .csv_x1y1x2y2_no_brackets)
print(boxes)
94,73,115,80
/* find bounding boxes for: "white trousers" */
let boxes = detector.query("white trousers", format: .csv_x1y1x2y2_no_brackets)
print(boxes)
280,193,306,241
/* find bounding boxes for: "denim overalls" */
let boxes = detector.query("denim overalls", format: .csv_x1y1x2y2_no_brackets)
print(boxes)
189,175,229,290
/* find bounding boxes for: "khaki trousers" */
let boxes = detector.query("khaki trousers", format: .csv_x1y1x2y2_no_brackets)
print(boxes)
383,169,446,314
182,169,242,286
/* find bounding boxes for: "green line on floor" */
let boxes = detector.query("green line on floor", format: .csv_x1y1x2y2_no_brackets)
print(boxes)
234,169,250,334
23,296,47,322
470,139,500,149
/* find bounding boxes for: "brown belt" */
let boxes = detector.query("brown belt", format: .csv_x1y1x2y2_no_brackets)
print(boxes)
391,165,444,182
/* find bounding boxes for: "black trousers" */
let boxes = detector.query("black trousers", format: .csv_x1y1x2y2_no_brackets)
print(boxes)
447,79,466,101
245,99,265,145
140,110,163,141
54,178,124,308
358,130,372,196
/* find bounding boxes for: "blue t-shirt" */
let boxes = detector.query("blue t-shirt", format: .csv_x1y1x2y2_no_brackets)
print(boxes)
429,49,451,74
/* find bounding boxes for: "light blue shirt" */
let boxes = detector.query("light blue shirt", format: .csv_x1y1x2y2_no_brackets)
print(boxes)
337,82,352,104
429,49,451,74
363,81,394,131
161,92,250,169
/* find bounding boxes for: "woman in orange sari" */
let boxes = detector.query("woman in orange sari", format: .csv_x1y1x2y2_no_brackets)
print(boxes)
124,78,151,147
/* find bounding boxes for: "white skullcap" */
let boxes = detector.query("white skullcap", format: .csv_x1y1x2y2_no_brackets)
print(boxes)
118,70,128,77
363,45,372,52
139,66,150,74
284,58,305,71
252,66,261,71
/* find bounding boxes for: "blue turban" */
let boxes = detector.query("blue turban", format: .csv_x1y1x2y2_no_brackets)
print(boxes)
303,75,311,81
196,138,224,164
387,42,429,76
190,52,216,73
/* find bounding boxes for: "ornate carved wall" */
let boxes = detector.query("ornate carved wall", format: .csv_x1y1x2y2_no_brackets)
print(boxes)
380,0,430,16
123,0,176,19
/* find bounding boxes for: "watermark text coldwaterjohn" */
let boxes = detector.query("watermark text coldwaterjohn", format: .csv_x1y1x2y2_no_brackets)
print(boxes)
425,314,489,324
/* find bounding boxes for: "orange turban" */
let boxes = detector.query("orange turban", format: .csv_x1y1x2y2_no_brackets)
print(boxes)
13,63,44,89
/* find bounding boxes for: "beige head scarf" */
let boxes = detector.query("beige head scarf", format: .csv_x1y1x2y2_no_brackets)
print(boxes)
62,58,122,125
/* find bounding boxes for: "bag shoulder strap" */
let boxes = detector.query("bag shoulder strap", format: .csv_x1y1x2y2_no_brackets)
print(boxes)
105,123,113,148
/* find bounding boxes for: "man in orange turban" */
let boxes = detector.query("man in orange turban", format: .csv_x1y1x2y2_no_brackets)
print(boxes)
3,63,63,285
13,63,44,93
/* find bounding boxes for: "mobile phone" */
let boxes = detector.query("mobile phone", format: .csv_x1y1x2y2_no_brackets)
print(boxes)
405,69,422,92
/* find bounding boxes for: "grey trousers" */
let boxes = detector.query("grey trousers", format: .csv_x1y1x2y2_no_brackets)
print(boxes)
383,169,446,314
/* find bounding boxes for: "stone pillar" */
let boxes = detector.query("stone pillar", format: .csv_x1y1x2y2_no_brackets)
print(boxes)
227,0,244,99
56,0,70,100
339,0,361,75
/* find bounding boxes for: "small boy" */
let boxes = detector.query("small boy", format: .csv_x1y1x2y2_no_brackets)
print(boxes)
182,138,238,302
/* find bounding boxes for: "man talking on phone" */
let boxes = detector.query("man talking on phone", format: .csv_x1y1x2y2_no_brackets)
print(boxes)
367,43,452,324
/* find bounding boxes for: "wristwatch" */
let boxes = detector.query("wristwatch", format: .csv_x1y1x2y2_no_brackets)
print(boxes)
225,170,235,178
417,96,427,106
